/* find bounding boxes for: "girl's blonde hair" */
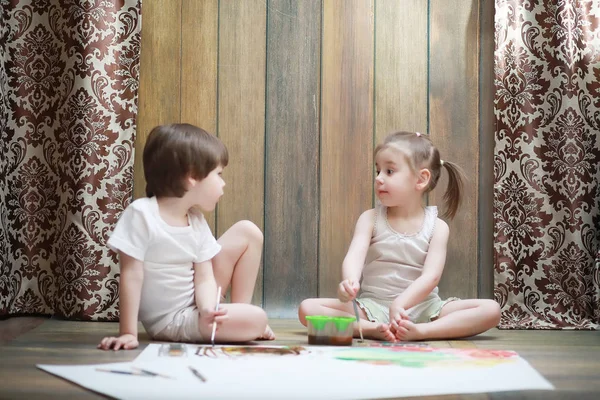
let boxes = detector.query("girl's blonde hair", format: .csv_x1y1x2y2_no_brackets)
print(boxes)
374,131,466,219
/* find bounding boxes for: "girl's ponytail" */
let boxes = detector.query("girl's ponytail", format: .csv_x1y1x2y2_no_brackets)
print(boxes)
440,160,466,220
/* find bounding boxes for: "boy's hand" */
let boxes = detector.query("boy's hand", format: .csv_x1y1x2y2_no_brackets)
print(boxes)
199,307,229,332
337,279,360,302
97,333,139,351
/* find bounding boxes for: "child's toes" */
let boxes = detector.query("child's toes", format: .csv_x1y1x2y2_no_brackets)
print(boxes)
259,325,275,340
376,323,396,342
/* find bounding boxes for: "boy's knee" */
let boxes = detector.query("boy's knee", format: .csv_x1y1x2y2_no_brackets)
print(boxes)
236,220,263,245
250,306,268,333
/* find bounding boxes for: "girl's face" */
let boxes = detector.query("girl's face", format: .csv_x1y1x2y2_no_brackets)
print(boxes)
188,165,225,212
374,148,418,207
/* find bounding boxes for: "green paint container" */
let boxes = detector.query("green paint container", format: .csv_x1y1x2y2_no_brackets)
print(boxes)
306,315,356,346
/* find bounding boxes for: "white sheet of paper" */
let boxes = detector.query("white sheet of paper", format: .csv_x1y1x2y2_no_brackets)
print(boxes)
38,344,553,399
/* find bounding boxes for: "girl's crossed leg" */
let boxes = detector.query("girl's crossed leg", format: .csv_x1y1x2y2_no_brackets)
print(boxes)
391,299,501,341
212,220,275,340
298,298,396,341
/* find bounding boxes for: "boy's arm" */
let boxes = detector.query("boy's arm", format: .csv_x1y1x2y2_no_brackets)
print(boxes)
338,209,375,301
194,260,228,332
98,251,144,350
390,218,449,315
193,260,218,312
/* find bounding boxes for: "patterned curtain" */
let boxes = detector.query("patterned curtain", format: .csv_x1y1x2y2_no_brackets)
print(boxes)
494,0,600,329
0,1,141,320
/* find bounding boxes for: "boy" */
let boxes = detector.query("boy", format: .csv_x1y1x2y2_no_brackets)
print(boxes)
99,124,272,350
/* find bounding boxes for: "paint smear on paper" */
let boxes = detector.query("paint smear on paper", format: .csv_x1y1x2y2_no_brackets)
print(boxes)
334,347,518,368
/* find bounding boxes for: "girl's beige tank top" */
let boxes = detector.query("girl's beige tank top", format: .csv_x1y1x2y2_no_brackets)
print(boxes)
358,203,439,308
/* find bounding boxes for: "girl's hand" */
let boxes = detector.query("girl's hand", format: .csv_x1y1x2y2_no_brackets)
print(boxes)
97,333,139,351
337,279,360,302
199,307,229,332
389,306,409,333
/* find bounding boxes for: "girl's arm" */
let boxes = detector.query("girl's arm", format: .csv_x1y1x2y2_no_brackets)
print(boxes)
98,251,143,350
390,218,449,314
338,209,375,301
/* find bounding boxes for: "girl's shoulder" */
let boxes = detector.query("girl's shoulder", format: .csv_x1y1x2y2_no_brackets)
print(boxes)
430,217,450,243
357,208,377,228
433,216,449,232
422,206,440,240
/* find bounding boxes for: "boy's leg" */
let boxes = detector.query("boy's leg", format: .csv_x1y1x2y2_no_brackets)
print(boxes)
298,298,396,341
199,303,268,343
213,220,263,303
212,221,275,339
393,299,501,341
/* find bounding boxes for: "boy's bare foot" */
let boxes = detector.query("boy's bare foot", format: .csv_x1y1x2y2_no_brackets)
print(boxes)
258,324,275,340
393,319,424,341
366,323,396,341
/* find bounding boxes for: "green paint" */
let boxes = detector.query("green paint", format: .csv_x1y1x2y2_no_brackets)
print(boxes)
334,349,458,368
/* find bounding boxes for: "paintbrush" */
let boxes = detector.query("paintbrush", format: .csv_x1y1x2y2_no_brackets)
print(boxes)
352,299,364,342
188,365,207,382
211,286,222,347
131,366,174,379
95,368,152,377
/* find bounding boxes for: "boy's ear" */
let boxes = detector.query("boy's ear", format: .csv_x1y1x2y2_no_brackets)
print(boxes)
416,168,431,190
186,175,197,189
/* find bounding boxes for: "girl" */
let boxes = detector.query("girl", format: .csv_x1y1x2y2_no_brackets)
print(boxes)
299,131,500,341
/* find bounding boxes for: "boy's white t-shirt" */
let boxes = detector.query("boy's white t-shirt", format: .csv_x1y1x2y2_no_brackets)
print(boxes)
107,197,221,337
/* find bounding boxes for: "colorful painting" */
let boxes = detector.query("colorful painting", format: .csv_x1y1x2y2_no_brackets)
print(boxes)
38,344,553,399
334,346,518,368
195,345,306,358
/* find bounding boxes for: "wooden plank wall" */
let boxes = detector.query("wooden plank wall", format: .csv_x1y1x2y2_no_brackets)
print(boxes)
135,0,488,317
429,0,480,299
320,0,374,298
264,0,321,315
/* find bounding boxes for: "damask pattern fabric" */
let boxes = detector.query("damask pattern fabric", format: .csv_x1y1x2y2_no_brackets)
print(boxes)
0,1,141,320
494,0,600,329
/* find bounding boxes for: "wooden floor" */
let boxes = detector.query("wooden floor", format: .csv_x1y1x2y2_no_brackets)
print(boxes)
0,316,599,399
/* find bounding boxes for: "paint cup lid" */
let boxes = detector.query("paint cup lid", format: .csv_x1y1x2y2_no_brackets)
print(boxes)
305,315,330,331
305,315,356,331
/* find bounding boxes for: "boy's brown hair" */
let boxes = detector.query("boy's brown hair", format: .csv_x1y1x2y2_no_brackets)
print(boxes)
143,124,228,198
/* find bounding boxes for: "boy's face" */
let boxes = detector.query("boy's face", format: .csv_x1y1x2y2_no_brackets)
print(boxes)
188,165,225,212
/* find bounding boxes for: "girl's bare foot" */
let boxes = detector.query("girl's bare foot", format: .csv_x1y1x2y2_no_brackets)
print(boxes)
366,323,396,341
393,319,425,341
259,324,275,340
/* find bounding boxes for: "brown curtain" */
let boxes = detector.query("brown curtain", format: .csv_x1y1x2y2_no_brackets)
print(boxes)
0,1,141,320
494,0,600,329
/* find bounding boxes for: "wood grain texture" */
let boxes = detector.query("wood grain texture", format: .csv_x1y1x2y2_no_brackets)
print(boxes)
375,0,428,144
429,0,480,299
217,0,267,305
2,319,600,399
181,0,219,232
0,316,47,345
320,0,375,297
479,0,495,299
264,0,321,317
134,0,182,200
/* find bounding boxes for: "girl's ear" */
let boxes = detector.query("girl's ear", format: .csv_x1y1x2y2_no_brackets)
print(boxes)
416,168,431,191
